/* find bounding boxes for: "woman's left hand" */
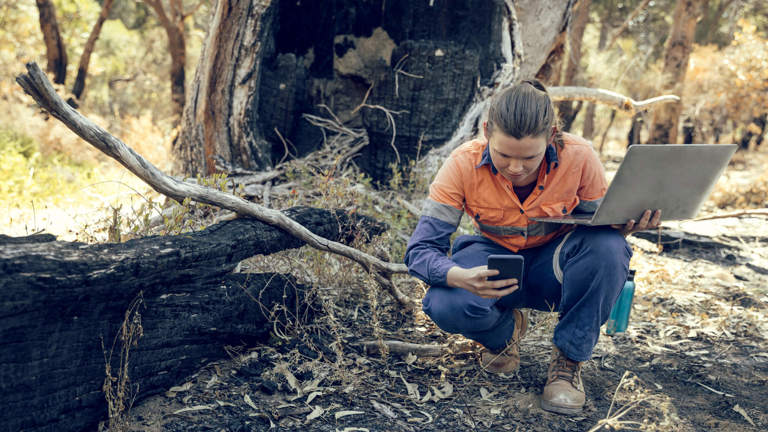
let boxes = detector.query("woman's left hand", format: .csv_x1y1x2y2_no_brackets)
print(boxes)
611,209,662,237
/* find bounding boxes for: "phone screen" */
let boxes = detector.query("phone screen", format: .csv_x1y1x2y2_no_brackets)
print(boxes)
487,254,524,289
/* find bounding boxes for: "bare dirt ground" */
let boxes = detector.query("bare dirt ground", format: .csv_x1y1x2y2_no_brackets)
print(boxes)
109,149,767,432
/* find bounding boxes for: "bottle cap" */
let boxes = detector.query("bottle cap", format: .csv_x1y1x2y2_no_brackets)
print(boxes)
628,269,636,280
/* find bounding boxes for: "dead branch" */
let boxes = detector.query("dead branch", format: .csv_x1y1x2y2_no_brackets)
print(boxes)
15,62,415,310
693,208,768,221
548,86,680,115
359,340,448,357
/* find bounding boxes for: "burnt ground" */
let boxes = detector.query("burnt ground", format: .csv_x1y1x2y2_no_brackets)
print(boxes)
111,149,768,432
118,216,768,432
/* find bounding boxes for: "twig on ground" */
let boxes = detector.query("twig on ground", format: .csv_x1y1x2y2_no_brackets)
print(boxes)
694,381,735,398
358,340,448,357
587,371,649,432
693,208,768,221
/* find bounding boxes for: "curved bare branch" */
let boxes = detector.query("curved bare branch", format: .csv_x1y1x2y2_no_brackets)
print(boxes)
15,62,415,307
548,86,680,115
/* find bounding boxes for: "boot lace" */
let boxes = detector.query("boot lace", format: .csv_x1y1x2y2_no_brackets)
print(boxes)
550,351,581,386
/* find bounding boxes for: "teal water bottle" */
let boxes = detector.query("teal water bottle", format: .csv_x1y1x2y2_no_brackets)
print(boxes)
605,269,636,335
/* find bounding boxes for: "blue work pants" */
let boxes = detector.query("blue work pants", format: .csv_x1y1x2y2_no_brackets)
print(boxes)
421,226,632,362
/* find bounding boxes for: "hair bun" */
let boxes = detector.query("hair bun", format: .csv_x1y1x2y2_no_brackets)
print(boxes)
522,79,547,93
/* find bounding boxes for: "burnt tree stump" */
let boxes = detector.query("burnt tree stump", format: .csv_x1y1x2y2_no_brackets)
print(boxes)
0,206,385,432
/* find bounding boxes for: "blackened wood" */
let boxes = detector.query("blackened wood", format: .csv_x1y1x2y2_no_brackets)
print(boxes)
0,206,385,432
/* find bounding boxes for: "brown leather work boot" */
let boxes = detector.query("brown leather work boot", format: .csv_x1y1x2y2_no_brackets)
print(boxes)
541,346,585,415
479,309,528,374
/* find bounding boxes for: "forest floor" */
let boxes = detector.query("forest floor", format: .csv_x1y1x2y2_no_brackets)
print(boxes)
111,147,768,432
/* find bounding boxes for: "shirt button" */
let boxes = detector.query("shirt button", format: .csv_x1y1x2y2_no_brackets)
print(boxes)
562,207,567,214
538,185,544,190
520,209,524,214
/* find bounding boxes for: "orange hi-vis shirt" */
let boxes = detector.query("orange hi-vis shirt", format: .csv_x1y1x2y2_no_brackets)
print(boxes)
423,132,607,252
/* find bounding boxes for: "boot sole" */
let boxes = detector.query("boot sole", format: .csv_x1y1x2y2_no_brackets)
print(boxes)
540,399,583,415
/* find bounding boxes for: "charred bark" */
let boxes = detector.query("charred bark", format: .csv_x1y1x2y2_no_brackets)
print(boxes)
176,0,573,183
0,207,385,432
34,0,67,85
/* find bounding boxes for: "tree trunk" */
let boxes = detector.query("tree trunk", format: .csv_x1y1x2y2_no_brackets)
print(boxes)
0,207,385,432
557,0,590,131
582,11,610,140
175,0,574,182
72,0,116,101
167,21,186,122
648,0,705,144
175,0,274,176
34,0,67,85
145,0,189,124
627,112,644,146
739,114,767,150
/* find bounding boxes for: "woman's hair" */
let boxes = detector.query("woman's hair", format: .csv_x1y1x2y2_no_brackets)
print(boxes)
487,79,564,147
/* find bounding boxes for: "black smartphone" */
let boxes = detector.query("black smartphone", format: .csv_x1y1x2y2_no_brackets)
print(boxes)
487,254,524,289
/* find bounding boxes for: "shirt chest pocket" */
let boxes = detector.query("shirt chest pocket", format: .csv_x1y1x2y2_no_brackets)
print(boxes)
469,206,505,225
540,196,580,217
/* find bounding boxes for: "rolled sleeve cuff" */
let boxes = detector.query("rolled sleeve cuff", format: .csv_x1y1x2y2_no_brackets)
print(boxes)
428,256,457,286
404,215,460,286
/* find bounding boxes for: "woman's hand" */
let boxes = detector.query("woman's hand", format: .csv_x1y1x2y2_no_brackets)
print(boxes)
611,209,662,237
446,265,519,299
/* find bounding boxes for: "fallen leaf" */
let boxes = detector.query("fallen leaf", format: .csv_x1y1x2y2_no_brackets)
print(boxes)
370,400,397,419
405,352,417,365
172,404,215,414
216,400,236,407
480,387,490,400
430,382,453,400
306,391,323,404
334,410,365,420
420,389,432,403
399,373,420,401
205,374,218,389
275,363,302,395
733,404,756,426
306,405,324,421
244,393,259,410
166,381,193,397
303,378,322,393
418,410,434,424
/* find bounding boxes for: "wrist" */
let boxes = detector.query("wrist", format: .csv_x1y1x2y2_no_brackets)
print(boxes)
445,266,465,288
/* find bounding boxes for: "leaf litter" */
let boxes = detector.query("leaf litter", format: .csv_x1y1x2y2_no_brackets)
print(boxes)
120,151,768,431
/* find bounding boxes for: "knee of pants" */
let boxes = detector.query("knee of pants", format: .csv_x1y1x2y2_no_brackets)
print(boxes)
422,287,496,333
577,227,632,267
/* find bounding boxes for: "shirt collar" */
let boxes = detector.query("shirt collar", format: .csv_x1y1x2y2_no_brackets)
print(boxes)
476,141,560,174
475,143,498,174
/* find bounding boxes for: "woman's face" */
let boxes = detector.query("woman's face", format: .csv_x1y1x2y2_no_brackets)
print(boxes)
484,123,548,186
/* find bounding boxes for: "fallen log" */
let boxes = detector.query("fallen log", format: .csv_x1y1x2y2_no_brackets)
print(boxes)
0,207,385,432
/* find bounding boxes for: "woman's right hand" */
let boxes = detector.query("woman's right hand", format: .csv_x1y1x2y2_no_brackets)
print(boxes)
446,265,519,299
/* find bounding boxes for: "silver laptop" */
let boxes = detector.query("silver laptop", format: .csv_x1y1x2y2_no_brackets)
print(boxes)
531,144,738,226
